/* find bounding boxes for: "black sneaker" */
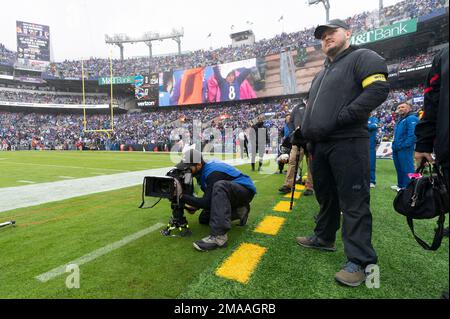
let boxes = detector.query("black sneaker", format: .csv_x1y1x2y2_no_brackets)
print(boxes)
193,234,228,252
278,186,291,194
443,227,449,238
236,204,250,226
296,235,336,252
303,189,314,196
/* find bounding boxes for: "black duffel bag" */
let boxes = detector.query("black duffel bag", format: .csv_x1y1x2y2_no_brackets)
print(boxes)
393,161,449,250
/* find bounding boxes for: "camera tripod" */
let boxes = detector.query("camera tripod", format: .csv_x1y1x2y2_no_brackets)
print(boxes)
160,203,192,237
290,146,305,210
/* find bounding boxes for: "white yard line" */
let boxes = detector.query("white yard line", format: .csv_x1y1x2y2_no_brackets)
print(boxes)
17,180,36,184
0,156,266,214
0,167,169,213
58,176,75,179
0,161,128,172
35,223,165,283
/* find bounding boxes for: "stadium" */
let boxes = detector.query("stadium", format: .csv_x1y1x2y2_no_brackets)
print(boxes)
0,0,449,306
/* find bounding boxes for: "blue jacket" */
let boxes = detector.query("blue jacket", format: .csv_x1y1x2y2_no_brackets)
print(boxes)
200,160,257,194
393,112,419,152
368,116,379,148
283,123,290,138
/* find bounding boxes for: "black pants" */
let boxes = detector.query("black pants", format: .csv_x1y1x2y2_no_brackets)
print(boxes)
442,165,449,233
239,139,249,159
312,138,377,266
442,165,449,193
250,142,265,164
208,181,254,236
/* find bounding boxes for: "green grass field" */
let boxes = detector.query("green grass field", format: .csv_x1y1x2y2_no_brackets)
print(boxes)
0,151,448,299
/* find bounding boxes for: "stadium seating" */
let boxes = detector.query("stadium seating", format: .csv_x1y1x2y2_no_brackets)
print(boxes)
0,89,122,106
0,100,290,151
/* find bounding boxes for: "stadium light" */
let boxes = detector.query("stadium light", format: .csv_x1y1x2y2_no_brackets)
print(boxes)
308,0,330,23
379,0,384,23
105,28,184,61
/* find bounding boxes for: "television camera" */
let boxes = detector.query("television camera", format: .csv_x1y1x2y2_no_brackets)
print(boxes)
139,167,194,237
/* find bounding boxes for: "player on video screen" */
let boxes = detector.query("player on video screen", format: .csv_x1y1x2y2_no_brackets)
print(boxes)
213,65,252,102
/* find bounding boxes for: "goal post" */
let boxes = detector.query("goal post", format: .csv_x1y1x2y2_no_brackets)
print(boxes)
81,52,115,135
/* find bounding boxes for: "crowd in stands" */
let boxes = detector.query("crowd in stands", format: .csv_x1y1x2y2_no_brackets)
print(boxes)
0,43,16,65
0,89,122,106
388,50,437,73
0,99,290,151
381,0,447,22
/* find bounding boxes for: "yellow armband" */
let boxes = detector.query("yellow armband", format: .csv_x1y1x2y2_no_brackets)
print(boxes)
362,74,387,88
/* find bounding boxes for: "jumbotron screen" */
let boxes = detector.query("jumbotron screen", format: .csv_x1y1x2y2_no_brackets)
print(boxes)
155,48,327,107
135,73,159,107
135,48,326,107
16,21,50,70
158,58,267,107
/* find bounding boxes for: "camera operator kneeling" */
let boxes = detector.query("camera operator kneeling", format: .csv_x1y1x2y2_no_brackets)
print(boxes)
177,149,257,251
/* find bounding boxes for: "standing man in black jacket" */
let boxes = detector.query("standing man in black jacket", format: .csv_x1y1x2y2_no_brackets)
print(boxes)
414,44,448,190
296,19,390,287
414,45,448,299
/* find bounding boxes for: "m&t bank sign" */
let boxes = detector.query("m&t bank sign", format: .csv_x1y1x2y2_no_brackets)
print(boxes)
351,18,417,46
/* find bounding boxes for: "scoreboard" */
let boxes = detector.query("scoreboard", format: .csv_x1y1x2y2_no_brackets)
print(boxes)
16,21,50,71
135,73,159,107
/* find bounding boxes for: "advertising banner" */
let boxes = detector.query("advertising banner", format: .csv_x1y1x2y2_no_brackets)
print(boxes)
376,142,393,159
350,18,417,46
98,76,135,86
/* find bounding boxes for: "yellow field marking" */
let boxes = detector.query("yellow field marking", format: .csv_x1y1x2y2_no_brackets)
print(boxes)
254,216,286,236
216,243,267,284
273,201,294,212
295,184,306,191
284,192,302,200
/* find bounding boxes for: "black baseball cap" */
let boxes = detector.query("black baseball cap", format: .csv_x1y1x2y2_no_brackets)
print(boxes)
314,19,350,39
176,149,203,170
